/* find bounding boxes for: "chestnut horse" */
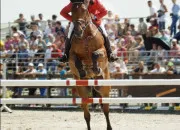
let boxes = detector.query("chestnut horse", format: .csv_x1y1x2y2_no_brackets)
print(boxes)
68,1,112,130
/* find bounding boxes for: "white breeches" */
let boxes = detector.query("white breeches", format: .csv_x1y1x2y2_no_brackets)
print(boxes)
67,22,108,38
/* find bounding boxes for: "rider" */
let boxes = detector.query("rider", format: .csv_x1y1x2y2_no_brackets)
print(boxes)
60,0,118,62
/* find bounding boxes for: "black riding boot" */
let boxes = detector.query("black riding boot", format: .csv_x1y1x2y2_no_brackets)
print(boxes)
59,38,71,62
104,36,118,62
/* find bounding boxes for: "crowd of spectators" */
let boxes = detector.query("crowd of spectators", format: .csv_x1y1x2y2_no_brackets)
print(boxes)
0,0,180,97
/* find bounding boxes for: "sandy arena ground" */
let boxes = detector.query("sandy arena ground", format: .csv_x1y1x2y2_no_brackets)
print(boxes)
1,110,180,130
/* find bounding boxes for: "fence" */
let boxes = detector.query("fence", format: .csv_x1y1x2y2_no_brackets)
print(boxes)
1,79,180,113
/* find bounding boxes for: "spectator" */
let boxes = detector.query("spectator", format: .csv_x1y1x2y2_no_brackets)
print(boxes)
11,33,20,47
132,61,147,74
14,13,27,35
158,0,168,30
44,22,53,38
65,22,71,36
112,61,128,79
34,44,45,65
30,15,36,22
117,23,124,37
116,39,128,62
11,26,23,36
147,0,157,20
0,41,7,58
123,18,130,34
6,44,15,58
53,33,63,49
147,43,157,70
57,64,67,96
18,44,29,67
151,27,161,37
48,34,55,43
169,39,180,62
157,45,168,61
105,11,114,24
28,44,38,60
138,18,147,39
29,35,38,47
52,14,57,27
23,63,36,96
37,13,47,32
45,42,52,70
4,35,13,50
148,18,159,36
166,61,178,74
55,21,65,35
59,34,65,52
37,35,46,49
0,60,3,78
160,29,171,44
19,33,29,49
149,62,166,74
114,15,120,24
36,63,47,96
30,22,43,38
170,0,180,36
130,24,138,36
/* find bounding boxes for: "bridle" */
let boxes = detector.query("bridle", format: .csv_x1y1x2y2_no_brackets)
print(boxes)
72,2,97,39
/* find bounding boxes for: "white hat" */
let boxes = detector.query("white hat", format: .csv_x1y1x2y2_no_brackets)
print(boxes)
46,42,52,47
172,39,177,42
13,33,19,37
38,63,43,67
28,63,34,67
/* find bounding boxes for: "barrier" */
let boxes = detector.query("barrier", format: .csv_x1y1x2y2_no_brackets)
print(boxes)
1,97,180,104
1,79,180,113
1,79,180,87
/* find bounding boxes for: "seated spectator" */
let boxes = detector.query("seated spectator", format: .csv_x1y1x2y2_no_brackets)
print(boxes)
29,35,38,47
132,61,147,74
45,42,52,70
37,35,46,49
151,27,161,37
36,63,47,96
59,34,65,52
0,42,7,58
148,18,158,35
117,23,124,36
11,33,20,47
11,26,23,36
28,44,38,61
112,61,128,79
44,22,53,38
116,40,128,62
34,44,45,66
57,64,67,96
19,33,29,49
30,22,43,38
0,60,3,78
48,34,55,43
53,33,64,49
130,24,138,36
5,35,13,50
18,44,29,67
166,62,178,75
146,43,157,70
157,45,168,61
149,62,166,74
55,21,65,36
130,35,146,61
6,44,15,58
48,44,62,71
22,63,36,96
105,10,114,24
160,29,171,44
169,39,180,61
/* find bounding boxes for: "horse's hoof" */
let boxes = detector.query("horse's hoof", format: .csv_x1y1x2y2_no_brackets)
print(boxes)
107,126,112,130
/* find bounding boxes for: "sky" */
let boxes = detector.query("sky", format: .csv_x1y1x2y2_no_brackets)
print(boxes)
1,0,180,23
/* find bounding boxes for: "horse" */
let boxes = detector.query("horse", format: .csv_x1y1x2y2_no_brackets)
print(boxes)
68,1,112,130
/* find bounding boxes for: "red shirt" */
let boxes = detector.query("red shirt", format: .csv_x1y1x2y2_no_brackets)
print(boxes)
51,49,62,58
60,0,107,26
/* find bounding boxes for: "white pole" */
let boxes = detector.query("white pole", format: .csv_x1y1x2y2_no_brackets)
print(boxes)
1,79,180,87
1,97,180,104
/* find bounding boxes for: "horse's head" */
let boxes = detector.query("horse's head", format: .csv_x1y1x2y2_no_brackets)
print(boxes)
71,0,91,38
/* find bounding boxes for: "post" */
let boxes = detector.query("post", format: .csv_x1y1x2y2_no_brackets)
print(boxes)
0,63,12,113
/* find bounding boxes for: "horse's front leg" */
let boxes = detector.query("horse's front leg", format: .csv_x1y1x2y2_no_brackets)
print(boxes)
82,104,91,130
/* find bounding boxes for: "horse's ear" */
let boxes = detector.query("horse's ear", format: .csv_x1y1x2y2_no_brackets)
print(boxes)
70,0,85,3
